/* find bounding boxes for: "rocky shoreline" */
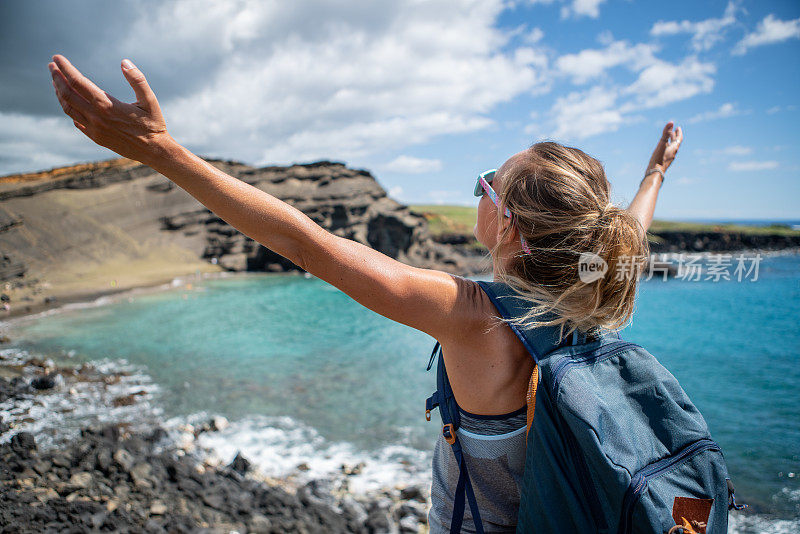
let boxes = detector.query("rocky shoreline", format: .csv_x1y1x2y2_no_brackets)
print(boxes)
0,347,431,533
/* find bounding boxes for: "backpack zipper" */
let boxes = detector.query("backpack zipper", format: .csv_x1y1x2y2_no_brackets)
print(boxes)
618,438,721,534
551,341,638,396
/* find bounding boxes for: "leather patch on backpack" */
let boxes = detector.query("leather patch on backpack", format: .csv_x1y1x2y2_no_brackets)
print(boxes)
672,497,713,533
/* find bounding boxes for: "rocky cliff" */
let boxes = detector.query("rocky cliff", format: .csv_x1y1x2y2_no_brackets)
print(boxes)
646,230,800,253
0,158,486,316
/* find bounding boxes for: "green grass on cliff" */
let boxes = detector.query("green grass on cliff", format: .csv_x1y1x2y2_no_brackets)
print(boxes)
409,205,478,236
409,204,800,241
647,220,800,236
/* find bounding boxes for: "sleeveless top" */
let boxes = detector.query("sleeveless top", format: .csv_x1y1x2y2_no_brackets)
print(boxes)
428,404,528,533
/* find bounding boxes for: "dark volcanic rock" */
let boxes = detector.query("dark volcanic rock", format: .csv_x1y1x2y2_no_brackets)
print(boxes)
30,373,59,390
229,451,251,475
648,230,800,253
0,423,411,533
0,357,428,534
10,431,37,457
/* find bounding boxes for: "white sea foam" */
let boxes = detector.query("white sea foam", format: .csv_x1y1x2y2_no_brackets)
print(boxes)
2,342,433,498
727,485,800,534
0,352,162,449
730,513,800,534
186,413,433,496
184,417,800,530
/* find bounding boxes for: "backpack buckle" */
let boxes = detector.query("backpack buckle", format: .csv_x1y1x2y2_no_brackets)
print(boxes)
425,393,439,421
442,423,456,445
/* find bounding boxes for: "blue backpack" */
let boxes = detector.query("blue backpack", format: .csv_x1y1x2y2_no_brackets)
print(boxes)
425,279,745,533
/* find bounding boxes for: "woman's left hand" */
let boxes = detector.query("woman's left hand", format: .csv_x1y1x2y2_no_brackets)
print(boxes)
646,121,683,176
48,55,172,165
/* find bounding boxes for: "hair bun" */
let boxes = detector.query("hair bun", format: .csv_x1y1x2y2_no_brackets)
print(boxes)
489,141,650,339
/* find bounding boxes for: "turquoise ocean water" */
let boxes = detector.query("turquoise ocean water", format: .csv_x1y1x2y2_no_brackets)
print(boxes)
2,253,798,532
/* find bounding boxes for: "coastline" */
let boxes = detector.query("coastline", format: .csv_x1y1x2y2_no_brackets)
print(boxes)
0,268,304,325
0,323,432,533
3,245,798,325
2,252,799,532
3,245,799,327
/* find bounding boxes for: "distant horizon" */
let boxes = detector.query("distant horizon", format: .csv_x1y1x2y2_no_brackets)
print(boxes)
408,205,800,224
406,206,800,223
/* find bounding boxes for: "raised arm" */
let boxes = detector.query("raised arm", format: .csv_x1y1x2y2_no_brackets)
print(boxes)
626,121,683,233
47,55,479,345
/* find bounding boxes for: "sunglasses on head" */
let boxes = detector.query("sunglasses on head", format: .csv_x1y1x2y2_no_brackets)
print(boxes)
474,168,533,254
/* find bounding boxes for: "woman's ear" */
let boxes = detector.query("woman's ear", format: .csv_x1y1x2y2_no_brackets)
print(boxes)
495,211,518,247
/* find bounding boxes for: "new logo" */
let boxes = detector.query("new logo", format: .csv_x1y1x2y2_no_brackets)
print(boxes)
578,252,608,283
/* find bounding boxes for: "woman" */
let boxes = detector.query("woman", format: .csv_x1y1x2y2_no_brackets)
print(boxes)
48,55,682,531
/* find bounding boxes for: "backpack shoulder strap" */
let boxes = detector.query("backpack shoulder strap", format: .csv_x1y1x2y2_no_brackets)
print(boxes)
475,280,622,368
475,280,568,364
424,342,485,534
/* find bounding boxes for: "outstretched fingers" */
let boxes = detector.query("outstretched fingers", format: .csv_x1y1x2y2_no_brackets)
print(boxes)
120,59,159,111
51,55,113,109
50,65,92,129
661,121,674,141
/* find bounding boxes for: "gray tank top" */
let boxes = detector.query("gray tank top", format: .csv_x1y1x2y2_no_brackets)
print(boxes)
428,404,528,533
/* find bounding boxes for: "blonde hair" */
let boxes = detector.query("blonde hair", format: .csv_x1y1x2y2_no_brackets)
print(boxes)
485,141,649,342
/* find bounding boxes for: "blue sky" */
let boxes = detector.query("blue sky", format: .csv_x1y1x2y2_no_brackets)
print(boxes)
1,0,798,219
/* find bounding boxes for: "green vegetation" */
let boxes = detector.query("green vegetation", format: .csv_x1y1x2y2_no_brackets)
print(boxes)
409,204,478,236
408,204,486,250
409,205,800,241
648,220,800,236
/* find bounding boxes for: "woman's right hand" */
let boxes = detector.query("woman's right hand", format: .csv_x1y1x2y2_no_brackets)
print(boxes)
646,121,683,176
49,54,172,167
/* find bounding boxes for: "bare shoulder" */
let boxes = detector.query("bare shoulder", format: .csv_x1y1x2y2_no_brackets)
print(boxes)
432,274,495,345
439,279,534,414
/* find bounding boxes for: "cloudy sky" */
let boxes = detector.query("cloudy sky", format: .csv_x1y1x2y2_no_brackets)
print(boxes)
1,0,798,219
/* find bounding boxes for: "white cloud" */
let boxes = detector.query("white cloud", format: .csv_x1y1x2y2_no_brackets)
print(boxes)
428,189,472,205
548,37,716,139
546,54,715,140
687,102,741,124
5,0,552,174
388,186,404,198
766,104,798,115
556,39,659,83
728,160,779,171
506,0,606,19
507,0,558,8
525,27,545,44
380,155,442,174
693,145,754,165
560,0,606,19
550,86,629,139
151,0,549,164
650,1,738,52
0,112,111,176
733,14,800,55
622,57,715,110
719,145,752,156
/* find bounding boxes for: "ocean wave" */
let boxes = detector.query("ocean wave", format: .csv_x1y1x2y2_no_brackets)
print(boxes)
730,513,800,534
4,345,799,528
0,351,162,449
185,413,433,496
